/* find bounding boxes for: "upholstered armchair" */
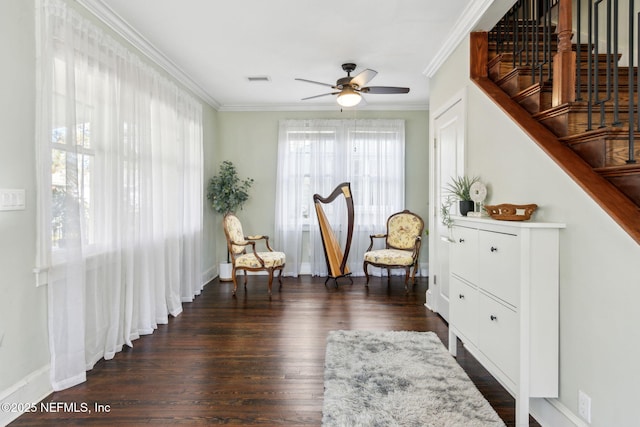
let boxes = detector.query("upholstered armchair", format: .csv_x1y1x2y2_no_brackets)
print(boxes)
363,210,424,292
223,213,286,296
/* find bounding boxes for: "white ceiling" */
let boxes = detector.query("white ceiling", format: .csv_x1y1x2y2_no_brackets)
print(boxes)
89,0,477,111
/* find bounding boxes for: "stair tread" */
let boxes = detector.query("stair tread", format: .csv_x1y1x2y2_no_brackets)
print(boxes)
595,163,640,173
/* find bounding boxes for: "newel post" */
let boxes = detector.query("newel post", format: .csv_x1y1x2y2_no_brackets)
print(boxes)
552,0,576,106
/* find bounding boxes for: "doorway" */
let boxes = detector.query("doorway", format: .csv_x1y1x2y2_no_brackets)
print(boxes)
427,93,466,321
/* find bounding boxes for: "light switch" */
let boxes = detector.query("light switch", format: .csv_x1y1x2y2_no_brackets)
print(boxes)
0,189,26,211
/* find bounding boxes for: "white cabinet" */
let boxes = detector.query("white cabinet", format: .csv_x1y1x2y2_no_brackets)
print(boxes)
450,275,478,344
448,217,564,427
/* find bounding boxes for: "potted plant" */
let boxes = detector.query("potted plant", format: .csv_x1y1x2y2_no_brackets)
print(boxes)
445,175,479,216
206,160,254,281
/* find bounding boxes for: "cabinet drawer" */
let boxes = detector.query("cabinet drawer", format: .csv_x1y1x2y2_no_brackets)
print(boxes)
450,276,478,344
450,226,478,283
478,293,518,383
479,230,520,307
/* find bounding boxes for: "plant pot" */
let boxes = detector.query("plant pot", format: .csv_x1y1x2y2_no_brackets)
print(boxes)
219,262,233,282
459,200,474,216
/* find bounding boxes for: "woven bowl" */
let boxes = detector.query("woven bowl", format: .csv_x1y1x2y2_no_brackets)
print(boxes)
484,203,538,221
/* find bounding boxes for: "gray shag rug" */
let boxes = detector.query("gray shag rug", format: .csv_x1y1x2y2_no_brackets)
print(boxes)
322,330,506,427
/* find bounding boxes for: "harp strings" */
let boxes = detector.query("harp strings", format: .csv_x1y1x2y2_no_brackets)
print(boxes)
313,182,354,278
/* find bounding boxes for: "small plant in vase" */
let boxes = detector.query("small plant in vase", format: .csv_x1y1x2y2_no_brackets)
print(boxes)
445,175,480,216
206,160,254,280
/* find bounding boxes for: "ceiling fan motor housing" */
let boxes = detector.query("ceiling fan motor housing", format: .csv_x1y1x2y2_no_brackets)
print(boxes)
341,63,357,74
337,77,352,88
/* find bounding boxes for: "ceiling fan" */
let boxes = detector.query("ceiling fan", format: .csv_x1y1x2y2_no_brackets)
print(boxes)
295,63,410,107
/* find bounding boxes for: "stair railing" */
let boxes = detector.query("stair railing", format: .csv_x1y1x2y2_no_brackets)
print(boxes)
490,0,638,164
490,0,558,86
629,2,638,163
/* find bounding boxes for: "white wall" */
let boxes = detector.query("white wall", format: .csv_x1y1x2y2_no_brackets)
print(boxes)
429,28,640,427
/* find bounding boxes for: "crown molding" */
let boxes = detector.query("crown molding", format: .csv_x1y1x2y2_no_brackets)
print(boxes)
218,103,429,112
75,0,221,109
423,0,496,78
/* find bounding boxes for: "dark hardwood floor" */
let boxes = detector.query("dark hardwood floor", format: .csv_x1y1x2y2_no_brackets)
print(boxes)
11,275,539,426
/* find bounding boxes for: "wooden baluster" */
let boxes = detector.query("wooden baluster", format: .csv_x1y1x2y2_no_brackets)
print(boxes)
552,0,577,106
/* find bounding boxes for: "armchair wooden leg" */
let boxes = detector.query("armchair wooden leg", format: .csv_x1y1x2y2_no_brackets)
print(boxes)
411,264,417,284
267,270,274,295
404,268,410,294
277,268,283,290
232,269,238,296
363,261,370,285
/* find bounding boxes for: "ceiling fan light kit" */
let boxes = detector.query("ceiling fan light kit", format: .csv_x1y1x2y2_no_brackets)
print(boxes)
336,86,362,107
296,63,409,107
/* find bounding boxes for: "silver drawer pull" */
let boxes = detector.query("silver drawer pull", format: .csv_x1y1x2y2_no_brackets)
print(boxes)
490,315,498,321
458,294,465,299
459,238,465,243
490,246,498,252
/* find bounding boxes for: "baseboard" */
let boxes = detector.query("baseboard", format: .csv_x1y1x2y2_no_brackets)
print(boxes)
425,288,437,312
0,365,52,426
201,265,217,285
419,262,429,277
531,398,588,427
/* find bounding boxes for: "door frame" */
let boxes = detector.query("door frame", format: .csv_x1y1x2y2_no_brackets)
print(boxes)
426,88,467,319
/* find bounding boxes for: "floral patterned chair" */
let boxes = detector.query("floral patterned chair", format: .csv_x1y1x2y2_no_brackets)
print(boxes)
223,213,286,296
363,210,424,292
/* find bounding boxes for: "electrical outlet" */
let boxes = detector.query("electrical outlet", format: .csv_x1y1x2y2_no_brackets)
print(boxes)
578,390,592,423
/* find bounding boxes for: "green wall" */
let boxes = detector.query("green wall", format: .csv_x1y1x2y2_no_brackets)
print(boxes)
210,109,430,271
0,0,49,393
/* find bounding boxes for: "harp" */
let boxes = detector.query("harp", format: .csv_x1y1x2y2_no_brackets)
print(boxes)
313,182,355,285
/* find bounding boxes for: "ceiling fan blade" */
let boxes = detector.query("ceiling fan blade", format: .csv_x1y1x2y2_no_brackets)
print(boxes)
350,69,377,88
301,92,339,100
360,86,410,94
295,78,336,89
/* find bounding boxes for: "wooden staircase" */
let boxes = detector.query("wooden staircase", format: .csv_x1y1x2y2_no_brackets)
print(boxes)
469,5,640,244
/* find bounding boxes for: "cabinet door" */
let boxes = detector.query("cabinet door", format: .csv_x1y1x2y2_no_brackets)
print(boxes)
450,226,478,283
450,275,478,345
478,293,519,384
478,230,520,307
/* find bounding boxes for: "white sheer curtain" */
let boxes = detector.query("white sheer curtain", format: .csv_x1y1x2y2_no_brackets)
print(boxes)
346,119,405,275
275,119,404,277
275,120,346,276
36,0,203,391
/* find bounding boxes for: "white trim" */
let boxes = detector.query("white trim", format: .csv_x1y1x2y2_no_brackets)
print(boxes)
0,365,52,426
530,398,589,427
75,0,220,109
201,265,217,286
423,0,496,78
427,87,468,318
419,262,429,277
218,103,429,112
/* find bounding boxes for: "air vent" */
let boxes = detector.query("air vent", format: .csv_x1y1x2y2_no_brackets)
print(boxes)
247,76,271,82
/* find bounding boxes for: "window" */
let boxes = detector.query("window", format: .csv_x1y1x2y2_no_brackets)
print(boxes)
36,0,204,391
275,119,405,276
51,123,95,248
